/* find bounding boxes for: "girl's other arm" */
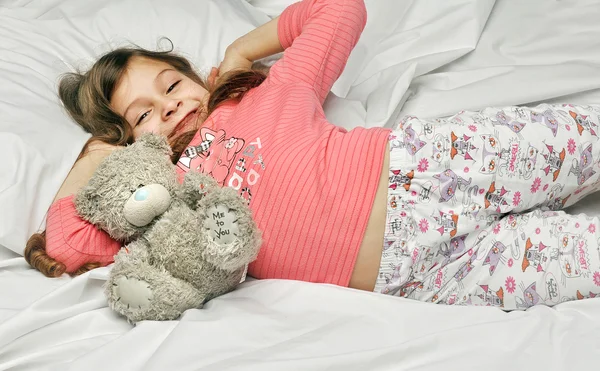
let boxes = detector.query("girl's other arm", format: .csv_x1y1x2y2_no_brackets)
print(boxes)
269,0,367,104
221,16,283,74
221,0,367,105
53,141,120,202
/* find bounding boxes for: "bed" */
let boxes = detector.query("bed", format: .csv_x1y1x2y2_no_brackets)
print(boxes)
1,0,600,370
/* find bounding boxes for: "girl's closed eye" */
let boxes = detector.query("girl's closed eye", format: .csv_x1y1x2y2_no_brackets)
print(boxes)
137,111,150,125
167,80,181,93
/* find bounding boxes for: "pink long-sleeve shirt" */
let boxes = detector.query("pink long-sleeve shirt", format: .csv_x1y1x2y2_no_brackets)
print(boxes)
176,0,391,286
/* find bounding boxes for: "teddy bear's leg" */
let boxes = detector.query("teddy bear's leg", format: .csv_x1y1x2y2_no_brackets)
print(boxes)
200,187,262,272
106,241,205,323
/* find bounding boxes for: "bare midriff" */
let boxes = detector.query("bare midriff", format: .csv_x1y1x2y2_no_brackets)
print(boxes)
348,142,390,291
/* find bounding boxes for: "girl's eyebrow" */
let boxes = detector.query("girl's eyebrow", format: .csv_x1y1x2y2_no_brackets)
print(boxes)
154,68,175,85
124,68,175,119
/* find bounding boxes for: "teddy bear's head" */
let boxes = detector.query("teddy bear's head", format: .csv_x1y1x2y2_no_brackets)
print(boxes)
75,134,180,241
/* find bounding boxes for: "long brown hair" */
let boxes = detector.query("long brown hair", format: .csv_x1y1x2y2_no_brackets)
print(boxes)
25,42,267,277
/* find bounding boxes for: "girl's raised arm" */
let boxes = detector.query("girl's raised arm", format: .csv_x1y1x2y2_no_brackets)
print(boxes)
227,0,367,105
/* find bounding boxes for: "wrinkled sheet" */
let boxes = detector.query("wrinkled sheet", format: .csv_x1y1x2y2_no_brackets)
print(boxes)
2,0,600,370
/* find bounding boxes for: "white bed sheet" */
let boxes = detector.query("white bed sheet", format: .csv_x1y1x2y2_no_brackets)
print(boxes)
2,267,600,371
2,0,600,370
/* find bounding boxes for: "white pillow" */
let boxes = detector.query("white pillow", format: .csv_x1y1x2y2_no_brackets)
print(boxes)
0,0,270,255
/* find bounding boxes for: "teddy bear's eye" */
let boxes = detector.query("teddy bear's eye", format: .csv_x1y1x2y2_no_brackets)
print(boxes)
129,184,144,193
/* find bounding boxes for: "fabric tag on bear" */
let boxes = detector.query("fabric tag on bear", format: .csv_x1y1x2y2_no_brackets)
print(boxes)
240,264,248,283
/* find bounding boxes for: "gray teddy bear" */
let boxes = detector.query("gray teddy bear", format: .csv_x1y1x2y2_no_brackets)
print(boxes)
75,133,262,323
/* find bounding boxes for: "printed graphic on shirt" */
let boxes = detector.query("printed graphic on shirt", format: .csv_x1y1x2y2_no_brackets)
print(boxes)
228,136,265,205
178,127,266,205
178,128,245,185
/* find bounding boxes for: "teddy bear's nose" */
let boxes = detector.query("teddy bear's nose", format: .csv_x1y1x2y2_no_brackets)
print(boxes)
134,188,149,201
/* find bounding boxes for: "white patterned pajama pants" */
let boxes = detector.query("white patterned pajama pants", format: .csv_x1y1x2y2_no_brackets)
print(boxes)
373,104,600,309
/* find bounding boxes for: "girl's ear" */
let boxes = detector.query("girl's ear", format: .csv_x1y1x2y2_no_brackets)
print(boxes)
135,133,173,157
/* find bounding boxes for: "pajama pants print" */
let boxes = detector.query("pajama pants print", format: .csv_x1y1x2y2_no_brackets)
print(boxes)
373,104,600,309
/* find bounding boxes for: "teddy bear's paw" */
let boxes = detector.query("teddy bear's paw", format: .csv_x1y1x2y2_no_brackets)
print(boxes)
113,276,154,310
204,204,240,245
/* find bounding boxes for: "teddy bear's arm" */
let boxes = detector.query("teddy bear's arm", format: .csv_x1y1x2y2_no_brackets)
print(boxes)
179,171,220,210
200,187,262,272
181,170,262,272
106,241,205,323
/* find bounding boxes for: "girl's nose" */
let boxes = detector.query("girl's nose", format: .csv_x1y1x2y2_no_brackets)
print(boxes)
162,99,182,121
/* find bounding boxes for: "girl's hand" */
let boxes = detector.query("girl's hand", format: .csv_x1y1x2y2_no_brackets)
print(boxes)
210,47,253,87
208,66,220,88
220,46,253,74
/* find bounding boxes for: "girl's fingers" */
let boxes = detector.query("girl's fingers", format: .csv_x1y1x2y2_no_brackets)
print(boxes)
208,67,219,87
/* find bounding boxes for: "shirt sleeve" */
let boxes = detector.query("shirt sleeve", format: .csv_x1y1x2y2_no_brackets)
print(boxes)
269,0,367,104
45,195,121,273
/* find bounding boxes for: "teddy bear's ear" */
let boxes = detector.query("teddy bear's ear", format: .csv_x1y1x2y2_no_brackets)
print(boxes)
136,133,173,157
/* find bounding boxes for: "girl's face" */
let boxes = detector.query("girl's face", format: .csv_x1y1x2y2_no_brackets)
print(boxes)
111,56,209,139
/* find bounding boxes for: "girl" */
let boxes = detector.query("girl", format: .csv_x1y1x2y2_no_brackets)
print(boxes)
26,0,600,309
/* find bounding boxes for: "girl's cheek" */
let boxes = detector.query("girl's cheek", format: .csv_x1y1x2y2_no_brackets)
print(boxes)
134,126,153,139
